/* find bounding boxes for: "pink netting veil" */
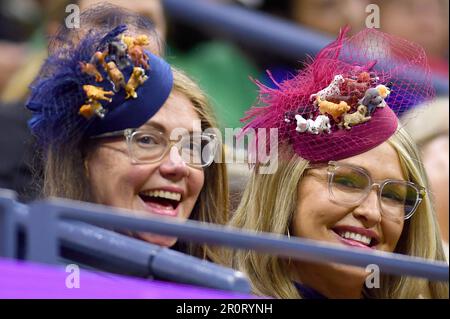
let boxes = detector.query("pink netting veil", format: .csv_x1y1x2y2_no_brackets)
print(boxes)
241,27,434,164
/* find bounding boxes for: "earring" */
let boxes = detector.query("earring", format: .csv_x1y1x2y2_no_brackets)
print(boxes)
287,228,291,239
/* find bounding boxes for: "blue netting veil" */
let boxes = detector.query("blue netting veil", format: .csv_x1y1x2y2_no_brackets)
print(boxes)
26,4,172,150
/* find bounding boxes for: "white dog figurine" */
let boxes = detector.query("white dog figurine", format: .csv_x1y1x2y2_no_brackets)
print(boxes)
310,74,345,102
295,114,331,135
295,114,310,133
314,115,332,134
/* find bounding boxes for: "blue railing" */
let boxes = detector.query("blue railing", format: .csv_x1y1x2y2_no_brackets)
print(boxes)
0,189,251,293
0,189,448,286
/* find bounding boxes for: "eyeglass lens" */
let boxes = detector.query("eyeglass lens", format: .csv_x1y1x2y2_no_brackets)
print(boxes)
330,165,420,219
129,130,215,167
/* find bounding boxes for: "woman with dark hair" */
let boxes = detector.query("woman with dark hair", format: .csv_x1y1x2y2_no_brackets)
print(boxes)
25,6,228,261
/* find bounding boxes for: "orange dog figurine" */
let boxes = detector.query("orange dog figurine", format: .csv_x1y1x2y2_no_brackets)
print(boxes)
125,67,148,99
79,50,109,82
316,96,351,123
123,34,150,69
83,84,114,102
79,100,105,119
122,35,150,50
90,50,108,69
79,61,103,82
105,61,126,92
79,85,114,119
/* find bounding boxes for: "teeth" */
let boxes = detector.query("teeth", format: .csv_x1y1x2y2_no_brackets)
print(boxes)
339,231,372,245
140,190,181,202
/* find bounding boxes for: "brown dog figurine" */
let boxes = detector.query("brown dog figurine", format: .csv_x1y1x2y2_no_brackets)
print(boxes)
105,61,126,92
123,34,151,69
79,61,103,82
83,85,114,102
125,67,148,99
341,105,371,130
90,50,108,69
79,100,105,119
79,85,114,119
129,46,149,70
317,96,351,123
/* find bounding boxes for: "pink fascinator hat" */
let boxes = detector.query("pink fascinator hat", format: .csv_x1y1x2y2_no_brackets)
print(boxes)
242,27,434,163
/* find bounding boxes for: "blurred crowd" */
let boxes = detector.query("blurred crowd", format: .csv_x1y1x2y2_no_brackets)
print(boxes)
0,0,448,257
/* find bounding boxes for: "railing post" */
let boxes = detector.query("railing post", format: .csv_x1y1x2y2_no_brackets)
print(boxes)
26,202,59,265
0,189,18,258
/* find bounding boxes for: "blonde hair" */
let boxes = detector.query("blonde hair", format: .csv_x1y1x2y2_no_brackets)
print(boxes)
42,67,229,261
229,127,448,298
170,68,229,262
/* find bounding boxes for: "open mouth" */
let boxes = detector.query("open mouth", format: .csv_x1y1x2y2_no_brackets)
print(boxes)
138,190,182,216
332,227,379,249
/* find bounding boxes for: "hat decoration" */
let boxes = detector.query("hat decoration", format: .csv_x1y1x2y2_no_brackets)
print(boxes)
26,24,173,148
241,27,434,163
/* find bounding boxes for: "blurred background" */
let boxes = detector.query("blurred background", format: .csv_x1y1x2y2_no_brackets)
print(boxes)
0,0,448,256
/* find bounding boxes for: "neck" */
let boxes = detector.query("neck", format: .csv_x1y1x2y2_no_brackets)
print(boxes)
291,261,366,299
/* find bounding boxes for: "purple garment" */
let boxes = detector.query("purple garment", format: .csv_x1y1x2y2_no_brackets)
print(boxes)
293,282,327,299
0,257,255,299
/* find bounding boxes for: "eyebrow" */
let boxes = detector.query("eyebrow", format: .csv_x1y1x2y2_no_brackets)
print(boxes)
140,122,166,133
338,160,405,181
139,122,195,134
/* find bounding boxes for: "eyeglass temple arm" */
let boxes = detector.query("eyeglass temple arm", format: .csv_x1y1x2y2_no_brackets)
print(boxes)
89,129,132,139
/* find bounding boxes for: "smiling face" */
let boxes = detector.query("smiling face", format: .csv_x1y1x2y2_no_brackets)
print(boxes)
85,91,205,247
291,142,406,295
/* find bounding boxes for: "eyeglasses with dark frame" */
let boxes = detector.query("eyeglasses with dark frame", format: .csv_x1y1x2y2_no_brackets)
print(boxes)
91,128,219,169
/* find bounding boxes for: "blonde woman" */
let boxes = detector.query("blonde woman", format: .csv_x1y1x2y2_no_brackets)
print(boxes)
230,28,449,298
26,19,228,261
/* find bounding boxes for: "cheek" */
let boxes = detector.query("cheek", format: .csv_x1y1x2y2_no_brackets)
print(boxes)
87,149,156,204
186,170,205,198
123,165,158,190
293,182,348,237
381,220,404,252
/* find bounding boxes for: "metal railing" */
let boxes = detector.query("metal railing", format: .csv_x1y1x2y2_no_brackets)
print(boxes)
0,189,448,287
0,189,251,293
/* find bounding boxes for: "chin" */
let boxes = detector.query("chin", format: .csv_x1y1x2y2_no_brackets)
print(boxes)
137,232,178,247
329,262,369,282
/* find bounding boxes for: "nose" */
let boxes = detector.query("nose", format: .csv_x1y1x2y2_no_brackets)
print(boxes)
352,187,382,227
158,146,189,180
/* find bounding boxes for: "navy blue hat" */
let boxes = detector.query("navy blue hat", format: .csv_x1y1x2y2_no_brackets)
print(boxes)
26,24,173,148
